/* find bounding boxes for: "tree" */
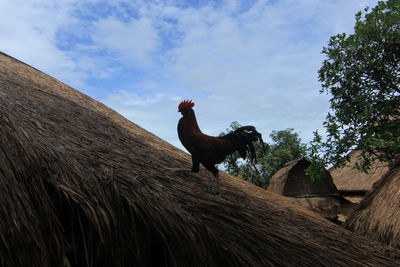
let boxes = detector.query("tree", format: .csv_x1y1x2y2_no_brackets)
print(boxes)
309,0,400,175
221,122,307,188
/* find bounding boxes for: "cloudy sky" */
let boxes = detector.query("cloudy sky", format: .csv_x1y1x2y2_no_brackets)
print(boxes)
0,0,380,150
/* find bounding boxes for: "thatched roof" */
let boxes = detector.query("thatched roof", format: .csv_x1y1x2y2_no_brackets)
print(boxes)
330,150,389,193
345,157,400,249
1,52,400,266
267,158,353,219
268,158,339,197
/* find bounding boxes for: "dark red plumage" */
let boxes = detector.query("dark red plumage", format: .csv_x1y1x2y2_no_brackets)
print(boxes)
177,100,264,177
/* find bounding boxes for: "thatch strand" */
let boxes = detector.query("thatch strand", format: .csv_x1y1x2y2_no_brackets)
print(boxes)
0,52,400,266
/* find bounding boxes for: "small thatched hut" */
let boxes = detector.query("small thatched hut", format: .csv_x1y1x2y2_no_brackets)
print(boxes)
345,157,400,249
1,52,400,266
330,150,389,202
267,158,353,221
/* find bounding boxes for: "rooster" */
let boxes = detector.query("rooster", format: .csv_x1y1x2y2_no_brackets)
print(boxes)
177,100,264,177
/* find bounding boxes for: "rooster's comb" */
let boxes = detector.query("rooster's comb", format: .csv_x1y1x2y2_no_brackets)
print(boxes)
178,99,195,111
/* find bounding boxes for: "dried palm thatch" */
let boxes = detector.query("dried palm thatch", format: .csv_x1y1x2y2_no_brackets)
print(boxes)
330,150,389,199
345,157,400,249
1,52,400,266
267,158,353,220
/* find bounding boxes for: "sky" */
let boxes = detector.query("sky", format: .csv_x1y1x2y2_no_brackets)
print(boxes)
0,0,380,150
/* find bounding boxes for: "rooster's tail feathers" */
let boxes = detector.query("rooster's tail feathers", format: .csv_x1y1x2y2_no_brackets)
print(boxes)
221,126,265,162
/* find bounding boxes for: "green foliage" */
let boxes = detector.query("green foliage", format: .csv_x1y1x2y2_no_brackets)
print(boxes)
309,0,400,176
221,122,307,188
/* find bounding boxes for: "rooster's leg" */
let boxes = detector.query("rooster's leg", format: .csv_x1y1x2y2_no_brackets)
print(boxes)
191,155,200,173
203,163,219,177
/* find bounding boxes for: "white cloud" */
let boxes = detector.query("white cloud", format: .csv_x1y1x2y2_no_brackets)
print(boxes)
0,0,83,85
91,16,160,66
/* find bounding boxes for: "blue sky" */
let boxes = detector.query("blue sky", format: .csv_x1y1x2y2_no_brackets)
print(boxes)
0,0,380,150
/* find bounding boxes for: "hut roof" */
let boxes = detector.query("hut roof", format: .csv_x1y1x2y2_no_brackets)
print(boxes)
1,52,400,267
267,158,353,219
267,158,339,197
345,157,400,249
330,150,389,192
